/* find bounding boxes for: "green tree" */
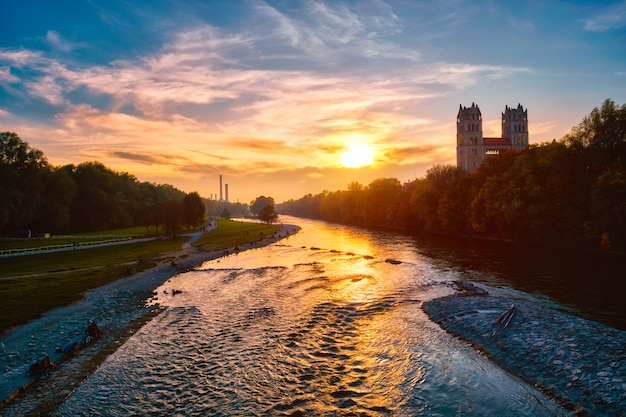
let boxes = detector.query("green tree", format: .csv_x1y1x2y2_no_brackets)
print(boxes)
591,160,626,249
183,191,206,229
363,178,402,227
0,132,49,232
250,196,275,215
160,200,184,237
35,167,77,233
221,208,232,220
258,204,278,226
565,98,626,153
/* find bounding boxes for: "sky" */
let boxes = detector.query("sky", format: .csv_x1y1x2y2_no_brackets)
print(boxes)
1,1,625,204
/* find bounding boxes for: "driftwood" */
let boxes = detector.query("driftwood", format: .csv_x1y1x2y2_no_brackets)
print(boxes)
492,304,515,336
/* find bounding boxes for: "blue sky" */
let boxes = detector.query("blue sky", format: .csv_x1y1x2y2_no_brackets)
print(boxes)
1,0,625,202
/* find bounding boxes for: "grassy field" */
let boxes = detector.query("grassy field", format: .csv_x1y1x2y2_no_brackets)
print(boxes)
194,219,279,250
0,219,280,333
0,226,163,251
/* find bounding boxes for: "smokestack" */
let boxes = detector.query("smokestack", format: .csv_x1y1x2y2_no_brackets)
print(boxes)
225,184,229,202
219,175,223,201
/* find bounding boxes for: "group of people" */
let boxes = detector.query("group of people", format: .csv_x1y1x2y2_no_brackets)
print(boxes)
28,354,53,378
28,320,102,379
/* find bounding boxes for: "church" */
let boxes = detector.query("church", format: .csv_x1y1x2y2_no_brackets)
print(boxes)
456,103,529,172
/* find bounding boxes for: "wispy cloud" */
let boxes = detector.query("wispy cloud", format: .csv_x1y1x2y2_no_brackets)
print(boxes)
45,31,86,53
0,0,572,201
583,0,626,31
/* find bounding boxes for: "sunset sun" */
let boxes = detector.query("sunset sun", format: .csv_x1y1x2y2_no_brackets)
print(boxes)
340,143,375,168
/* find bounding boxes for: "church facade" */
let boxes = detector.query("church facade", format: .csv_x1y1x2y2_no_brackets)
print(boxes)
456,103,529,172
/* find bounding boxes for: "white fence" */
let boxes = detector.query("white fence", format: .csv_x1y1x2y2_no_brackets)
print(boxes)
0,236,156,258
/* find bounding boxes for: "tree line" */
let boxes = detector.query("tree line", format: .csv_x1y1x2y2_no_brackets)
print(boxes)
277,99,626,252
0,132,206,236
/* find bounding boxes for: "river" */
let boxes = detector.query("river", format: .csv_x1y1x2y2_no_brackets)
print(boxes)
51,216,624,416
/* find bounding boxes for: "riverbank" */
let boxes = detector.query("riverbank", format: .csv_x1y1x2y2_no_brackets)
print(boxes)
0,224,300,415
422,289,625,416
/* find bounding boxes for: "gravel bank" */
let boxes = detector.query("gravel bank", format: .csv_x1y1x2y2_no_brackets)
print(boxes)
423,290,625,416
0,225,300,415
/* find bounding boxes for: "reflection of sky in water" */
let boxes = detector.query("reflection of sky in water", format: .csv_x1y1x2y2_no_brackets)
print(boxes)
53,217,570,416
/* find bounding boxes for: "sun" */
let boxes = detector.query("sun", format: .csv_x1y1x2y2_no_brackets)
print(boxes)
340,143,375,168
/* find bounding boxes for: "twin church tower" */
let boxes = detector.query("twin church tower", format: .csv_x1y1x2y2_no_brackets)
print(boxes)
456,103,529,172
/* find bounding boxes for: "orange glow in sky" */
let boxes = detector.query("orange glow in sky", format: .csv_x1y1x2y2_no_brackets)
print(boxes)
341,142,376,168
0,1,624,203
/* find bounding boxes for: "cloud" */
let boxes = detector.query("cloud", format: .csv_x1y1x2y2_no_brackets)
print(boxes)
45,31,85,53
0,66,19,84
583,1,626,31
0,0,544,202
26,75,65,105
508,19,535,32
0,50,45,66
109,151,164,164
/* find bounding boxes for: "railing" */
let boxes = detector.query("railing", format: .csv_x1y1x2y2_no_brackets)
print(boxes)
0,236,156,258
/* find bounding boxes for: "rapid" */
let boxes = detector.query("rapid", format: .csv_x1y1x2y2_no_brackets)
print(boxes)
51,217,593,416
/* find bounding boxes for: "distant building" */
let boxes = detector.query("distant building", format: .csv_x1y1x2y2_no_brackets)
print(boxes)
456,103,529,172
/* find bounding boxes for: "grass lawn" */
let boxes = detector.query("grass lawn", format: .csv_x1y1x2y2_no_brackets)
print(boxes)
194,219,280,250
0,226,161,251
0,219,281,334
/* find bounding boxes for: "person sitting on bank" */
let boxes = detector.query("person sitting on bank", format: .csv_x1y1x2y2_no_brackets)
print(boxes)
56,341,78,357
85,320,102,342
41,354,53,374
29,359,44,377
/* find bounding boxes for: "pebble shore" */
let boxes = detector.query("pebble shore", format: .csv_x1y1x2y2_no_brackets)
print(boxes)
0,225,300,415
423,290,625,416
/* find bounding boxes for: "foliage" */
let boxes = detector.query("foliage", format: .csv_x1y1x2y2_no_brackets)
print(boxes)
0,133,207,236
206,200,249,218
278,99,626,252
183,192,206,229
258,204,279,226
250,196,275,215
0,132,49,231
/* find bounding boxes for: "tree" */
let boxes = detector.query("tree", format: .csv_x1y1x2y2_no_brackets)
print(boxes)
183,191,206,229
565,99,626,153
363,178,402,227
160,200,184,237
591,160,626,249
258,204,278,226
250,196,275,215
35,167,77,233
221,208,231,220
0,132,48,168
0,132,49,232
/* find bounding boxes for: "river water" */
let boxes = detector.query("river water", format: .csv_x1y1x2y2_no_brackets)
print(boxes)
52,216,624,416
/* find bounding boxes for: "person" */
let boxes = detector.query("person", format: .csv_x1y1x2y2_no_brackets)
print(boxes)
57,341,78,357
29,359,44,377
41,354,53,375
85,320,102,340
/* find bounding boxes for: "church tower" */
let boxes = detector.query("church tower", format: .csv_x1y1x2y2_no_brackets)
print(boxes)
457,102,529,172
456,102,484,172
502,103,529,149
